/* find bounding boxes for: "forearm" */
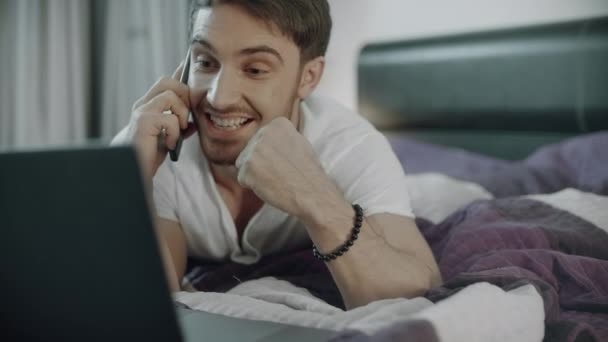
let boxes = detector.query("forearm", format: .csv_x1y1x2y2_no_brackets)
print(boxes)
154,217,188,293
231,115,441,307
157,234,181,292
300,186,441,309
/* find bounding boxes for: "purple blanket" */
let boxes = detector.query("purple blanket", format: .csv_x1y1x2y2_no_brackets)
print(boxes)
185,197,608,342
388,131,608,197
418,198,608,342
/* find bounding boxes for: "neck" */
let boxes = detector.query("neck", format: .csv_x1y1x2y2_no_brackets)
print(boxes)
291,98,302,131
210,163,242,194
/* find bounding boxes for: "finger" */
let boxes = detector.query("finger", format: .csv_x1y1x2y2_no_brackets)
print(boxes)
235,126,265,171
133,77,191,111
140,90,190,129
155,113,181,150
172,60,185,80
272,116,295,132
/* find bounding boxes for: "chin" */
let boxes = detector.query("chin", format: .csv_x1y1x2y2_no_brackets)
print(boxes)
207,158,237,166
200,137,245,166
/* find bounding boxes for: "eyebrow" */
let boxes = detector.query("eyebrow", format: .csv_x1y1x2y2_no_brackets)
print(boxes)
191,37,284,65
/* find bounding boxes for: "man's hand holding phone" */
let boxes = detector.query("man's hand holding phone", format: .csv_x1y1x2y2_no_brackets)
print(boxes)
130,50,196,187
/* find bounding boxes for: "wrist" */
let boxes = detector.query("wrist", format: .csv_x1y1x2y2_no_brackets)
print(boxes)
298,184,350,228
312,204,364,261
299,192,354,252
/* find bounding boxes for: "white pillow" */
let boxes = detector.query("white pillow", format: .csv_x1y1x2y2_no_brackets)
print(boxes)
406,172,493,223
526,189,608,233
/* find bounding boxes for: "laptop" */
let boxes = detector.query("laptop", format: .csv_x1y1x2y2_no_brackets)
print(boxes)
0,145,336,342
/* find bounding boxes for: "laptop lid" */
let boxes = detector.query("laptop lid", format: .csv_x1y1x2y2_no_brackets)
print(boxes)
0,145,183,342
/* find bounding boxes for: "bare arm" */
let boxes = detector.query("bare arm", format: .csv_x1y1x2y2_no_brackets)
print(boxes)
116,62,193,293
235,117,442,309
302,196,442,309
154,217,188,292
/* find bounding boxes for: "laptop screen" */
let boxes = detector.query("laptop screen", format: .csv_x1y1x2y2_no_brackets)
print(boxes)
0,146,183,341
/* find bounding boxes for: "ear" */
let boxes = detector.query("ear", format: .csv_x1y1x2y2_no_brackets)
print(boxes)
296,56,325,99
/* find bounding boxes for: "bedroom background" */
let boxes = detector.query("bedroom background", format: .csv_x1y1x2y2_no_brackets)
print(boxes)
1,2,607,340
0,0,607,149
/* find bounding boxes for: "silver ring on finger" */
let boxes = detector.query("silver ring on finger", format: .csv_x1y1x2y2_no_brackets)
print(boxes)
160,127,167,137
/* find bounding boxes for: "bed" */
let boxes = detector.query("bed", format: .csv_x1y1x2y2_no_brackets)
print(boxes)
175,17,608,342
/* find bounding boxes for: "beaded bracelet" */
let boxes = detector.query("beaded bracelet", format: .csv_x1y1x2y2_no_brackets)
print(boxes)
312,204,363,262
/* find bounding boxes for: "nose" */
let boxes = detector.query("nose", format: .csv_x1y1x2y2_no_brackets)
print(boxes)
206,68,241,111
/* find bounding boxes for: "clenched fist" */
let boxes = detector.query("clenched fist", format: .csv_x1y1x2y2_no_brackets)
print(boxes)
235,117,343,221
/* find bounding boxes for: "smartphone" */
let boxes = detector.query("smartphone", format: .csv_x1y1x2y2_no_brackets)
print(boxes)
169,48,192,162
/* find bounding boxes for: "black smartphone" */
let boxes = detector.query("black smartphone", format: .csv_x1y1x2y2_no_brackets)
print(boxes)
169,48,192,162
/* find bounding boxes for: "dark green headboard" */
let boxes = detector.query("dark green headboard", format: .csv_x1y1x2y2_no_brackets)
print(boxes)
358,16,608,160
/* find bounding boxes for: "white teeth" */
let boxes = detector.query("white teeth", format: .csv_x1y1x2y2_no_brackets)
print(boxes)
209,115,250,129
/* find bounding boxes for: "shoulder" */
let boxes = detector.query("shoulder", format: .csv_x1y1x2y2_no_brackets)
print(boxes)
302,97,413,218
301,95,392,165
301,95,375,129
301,95,382,147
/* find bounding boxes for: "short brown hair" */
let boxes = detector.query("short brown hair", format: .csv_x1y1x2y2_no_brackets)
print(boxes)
189,0,332,62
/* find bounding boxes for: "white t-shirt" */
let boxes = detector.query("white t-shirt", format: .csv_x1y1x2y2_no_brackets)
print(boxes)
152,95,414,264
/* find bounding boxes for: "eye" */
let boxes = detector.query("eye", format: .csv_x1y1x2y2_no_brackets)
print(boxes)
194,56,219,72
247,68,265,75
245,65,270,78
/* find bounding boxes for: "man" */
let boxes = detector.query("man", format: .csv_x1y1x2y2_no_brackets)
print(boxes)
114,0,441,310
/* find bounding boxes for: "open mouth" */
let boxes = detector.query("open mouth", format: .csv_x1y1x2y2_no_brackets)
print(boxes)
205,112,255,132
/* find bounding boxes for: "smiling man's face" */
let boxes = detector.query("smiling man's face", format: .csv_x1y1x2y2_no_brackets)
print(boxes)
188,4,307,166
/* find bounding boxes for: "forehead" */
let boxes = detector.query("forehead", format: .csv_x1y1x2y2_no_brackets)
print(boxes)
191,5,298,55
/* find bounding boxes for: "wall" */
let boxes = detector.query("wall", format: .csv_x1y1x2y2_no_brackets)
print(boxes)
316,0,608,111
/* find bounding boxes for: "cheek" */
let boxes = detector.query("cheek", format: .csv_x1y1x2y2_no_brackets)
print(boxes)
245,78,300,122
248,84,286,117
188,75,211,109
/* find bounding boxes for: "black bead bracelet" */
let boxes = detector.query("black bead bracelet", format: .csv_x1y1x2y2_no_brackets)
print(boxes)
312,204,363,262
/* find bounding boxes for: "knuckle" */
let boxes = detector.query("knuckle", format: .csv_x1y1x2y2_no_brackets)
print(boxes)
161,89,178,100
178,82,190,94
134,111,152,126
168,113,180,125
155,91,173,108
